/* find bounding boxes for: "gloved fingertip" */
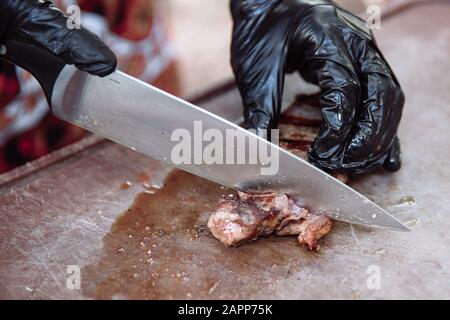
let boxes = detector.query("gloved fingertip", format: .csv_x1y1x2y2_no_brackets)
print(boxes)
90,62,117,77
244,109,273,133
64,27,118,77
383,137,401,172
75,62,115,77
383,156,401,172
86,49,117,77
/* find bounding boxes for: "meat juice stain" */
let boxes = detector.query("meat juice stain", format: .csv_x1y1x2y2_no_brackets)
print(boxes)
137,171,152,185
82,169,310,300
119,181,132,190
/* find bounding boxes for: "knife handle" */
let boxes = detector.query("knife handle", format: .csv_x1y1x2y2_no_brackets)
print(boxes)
0,34,67,109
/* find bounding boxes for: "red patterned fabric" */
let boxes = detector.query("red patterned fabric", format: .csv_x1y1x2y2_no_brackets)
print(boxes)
0,0,179,173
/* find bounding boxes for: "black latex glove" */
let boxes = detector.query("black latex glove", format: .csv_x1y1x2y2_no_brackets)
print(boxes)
231,0,405,175
0,0,116,76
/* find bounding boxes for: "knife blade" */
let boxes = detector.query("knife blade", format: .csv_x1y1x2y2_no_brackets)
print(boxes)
46,65,408,231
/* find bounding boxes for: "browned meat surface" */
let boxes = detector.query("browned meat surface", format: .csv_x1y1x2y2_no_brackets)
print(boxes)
208,192,332,251
277,214,333,251
207,192,293,246
208,94,345,250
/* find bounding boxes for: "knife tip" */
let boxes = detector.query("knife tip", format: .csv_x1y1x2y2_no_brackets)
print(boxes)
384,219,411,232
397,224,411,232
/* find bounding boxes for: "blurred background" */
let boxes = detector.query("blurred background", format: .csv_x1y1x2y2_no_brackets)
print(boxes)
169,0,388,96
0,0,390,173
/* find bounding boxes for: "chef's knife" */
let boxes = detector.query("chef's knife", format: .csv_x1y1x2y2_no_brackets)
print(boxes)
0,38,409,231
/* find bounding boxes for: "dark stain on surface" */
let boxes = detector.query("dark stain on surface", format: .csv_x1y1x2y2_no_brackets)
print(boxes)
82,169,322,299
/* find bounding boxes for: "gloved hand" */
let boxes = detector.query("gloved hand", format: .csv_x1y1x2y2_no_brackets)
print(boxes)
0,0,116,76
230,0,405,175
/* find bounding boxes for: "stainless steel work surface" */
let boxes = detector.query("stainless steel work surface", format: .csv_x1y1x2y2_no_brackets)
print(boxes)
1,2,449,299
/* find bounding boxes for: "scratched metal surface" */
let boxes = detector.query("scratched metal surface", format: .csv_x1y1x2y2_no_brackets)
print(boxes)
1,2,450,299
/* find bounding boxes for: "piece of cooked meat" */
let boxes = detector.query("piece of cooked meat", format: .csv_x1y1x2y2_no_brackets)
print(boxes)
208,192,332,250
296,215,333,250
276,213,332,251
207,192,292,247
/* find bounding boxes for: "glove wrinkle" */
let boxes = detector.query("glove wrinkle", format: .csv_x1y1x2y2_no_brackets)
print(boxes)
231,0,405,175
